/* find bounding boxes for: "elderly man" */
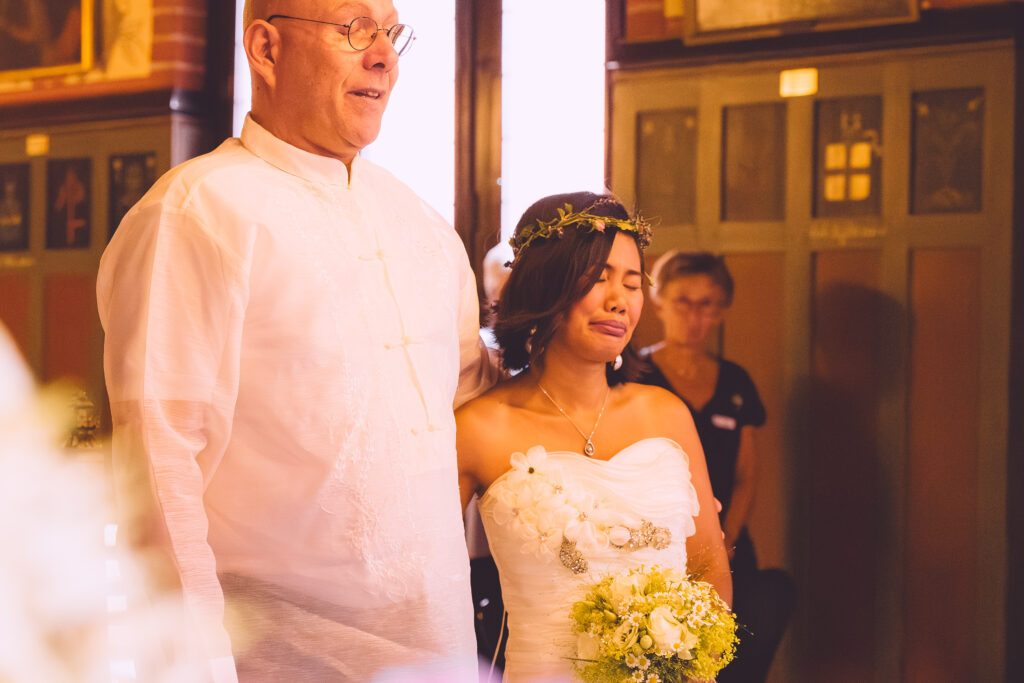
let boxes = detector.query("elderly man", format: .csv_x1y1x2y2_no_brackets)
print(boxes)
97,1,495,681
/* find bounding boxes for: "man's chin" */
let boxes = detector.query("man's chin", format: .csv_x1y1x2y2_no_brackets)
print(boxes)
340,125,383,156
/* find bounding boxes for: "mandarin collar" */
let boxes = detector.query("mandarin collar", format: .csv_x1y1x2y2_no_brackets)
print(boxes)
240,115,356,188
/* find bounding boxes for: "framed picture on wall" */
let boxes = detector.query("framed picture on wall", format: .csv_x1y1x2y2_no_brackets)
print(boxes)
684,0,918,44
0,0,95,81
0,163,30,252
721,102,787,222
910,88,985,215
636,109,698,227
46,158,91,249
814,97,883,219
109,153,157,238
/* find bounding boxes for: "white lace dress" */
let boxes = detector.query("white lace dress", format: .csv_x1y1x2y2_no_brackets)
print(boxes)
478,437,701,682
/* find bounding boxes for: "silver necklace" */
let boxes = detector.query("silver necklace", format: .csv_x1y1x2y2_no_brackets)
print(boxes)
537,383,610,457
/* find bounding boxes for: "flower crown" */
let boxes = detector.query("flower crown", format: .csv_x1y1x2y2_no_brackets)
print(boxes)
507,199,653,267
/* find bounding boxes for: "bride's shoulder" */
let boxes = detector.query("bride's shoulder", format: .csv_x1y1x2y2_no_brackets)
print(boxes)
620,381,688,412
459,377,521,415
457,378,529,436
617,382,694,435
456,380,533,476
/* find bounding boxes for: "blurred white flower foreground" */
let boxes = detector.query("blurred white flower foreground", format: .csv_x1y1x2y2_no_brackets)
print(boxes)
0,326,206,683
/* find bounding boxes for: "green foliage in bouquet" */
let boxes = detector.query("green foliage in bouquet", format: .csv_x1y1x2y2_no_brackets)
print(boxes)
569,565,737,683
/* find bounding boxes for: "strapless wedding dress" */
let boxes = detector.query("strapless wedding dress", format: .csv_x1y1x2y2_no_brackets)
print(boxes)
478,437,701,682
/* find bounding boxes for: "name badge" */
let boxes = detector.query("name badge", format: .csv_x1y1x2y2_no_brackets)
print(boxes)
711,414,737,431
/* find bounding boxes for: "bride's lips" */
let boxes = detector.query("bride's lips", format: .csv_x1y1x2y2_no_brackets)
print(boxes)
590,320,628,337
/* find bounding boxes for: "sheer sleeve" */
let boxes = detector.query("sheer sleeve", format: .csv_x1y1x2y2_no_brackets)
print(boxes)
98,201,251,683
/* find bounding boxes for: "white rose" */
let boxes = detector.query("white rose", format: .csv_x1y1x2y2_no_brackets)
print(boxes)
609,572,645,612
647,605,694,657
611,620,640,651
576,632,601,661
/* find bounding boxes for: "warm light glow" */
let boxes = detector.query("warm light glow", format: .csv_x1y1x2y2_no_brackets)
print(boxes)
25,133,49,157
363,3,457,223
779,68,819,97
106,594,128,613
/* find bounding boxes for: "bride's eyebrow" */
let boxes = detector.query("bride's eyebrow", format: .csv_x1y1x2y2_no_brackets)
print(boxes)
602,263,643,277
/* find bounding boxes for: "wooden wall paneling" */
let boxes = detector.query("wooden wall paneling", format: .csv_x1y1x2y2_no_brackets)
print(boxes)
972,47,1014,682
609,67,701,251
43,274,97,384
807,249,885,683
905,248,981,682
1004,30,1024,683
902,46,1014,681
706,69,791,253
0,117,173,430
0,273,32,360
608,1,1023,70
874,59,913,683
608,39,1014,683
723,253,788,569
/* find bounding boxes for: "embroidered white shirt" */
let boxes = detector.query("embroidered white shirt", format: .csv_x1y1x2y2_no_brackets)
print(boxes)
98,117,495,682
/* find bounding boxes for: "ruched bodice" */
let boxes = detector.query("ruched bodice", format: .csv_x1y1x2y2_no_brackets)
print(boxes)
478,437,701,682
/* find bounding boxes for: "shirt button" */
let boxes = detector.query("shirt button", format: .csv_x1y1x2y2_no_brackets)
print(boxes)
376,249,386,260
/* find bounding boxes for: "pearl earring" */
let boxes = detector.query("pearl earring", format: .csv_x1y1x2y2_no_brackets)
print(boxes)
612,354,623,371
525,325,537,354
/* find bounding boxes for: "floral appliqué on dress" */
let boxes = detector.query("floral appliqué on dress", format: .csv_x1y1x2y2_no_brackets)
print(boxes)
487,446,672,574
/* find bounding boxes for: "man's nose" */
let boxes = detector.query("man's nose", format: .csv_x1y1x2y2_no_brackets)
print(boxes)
364,34,399,71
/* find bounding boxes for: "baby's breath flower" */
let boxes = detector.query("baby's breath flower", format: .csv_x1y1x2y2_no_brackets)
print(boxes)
570,565,737,683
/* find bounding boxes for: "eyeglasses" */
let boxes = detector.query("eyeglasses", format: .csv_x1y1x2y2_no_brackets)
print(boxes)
266,15,416,57
670,296,723,318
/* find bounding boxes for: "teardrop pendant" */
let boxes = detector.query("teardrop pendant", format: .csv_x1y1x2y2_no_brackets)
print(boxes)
584,440,596,457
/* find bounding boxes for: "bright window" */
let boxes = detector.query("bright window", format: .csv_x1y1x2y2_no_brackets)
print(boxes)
233,2,607,234
501,1,606,239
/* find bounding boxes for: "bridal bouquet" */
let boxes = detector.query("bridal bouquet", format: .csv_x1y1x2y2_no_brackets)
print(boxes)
569,565,737,683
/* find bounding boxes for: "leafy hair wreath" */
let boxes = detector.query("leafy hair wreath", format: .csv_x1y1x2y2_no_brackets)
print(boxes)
506,199,653,267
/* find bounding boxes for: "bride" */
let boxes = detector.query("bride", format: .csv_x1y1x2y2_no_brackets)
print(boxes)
457,192,732,682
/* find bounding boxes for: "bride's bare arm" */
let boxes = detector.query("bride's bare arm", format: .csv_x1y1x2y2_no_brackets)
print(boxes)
655,395,733,607
455,403,485,511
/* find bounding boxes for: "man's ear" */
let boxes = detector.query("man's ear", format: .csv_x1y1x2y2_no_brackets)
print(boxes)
244,20,279,90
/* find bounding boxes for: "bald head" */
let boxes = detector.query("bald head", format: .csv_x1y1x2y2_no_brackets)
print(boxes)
242,0,401,166
243,0,256,27
243,0,283,28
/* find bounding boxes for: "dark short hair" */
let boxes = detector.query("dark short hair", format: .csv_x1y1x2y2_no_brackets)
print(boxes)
493,191,647,385
651,250,734,306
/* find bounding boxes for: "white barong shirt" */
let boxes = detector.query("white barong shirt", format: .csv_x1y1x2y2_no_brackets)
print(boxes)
98,117,495,682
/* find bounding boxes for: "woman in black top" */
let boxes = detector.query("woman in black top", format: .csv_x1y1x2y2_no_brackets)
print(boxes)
637,251,794,683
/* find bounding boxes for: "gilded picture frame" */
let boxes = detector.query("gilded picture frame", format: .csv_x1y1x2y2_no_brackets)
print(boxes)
0,0,95,82
684,0,918,44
